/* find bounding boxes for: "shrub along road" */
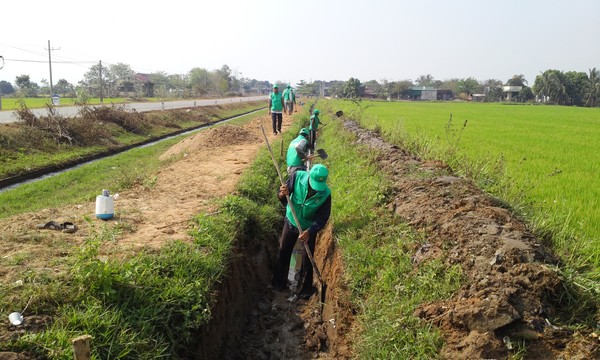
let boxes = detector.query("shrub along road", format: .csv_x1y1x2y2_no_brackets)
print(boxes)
0,95,267,124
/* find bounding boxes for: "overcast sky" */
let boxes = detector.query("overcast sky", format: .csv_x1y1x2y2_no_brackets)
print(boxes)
1,0,599,88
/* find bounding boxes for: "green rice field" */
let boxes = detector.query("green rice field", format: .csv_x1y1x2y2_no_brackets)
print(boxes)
330,100,600,269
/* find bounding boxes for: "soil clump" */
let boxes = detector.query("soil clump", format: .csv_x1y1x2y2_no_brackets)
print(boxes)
342,118,598,359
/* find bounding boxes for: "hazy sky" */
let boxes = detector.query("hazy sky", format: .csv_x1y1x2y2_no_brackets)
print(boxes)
1,0,599,88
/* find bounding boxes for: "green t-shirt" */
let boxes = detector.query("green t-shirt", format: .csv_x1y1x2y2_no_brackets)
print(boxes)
270,92,283,112
309,115,320,130
286,171,331,230
283,88,295,102
286,135,308,167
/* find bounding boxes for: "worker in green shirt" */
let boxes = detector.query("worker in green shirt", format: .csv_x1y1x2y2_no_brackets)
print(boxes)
272,164,332,299
286,128,314,175
268,84,286,135
282,84,296,114
309,108,320,149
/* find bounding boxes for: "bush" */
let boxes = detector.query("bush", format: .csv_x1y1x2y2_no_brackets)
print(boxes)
78,106,150,135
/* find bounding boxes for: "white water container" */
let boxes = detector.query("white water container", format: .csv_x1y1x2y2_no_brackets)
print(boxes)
95,189,114,220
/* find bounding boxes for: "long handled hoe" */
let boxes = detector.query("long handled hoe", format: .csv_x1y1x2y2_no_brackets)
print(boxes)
260,124,327,308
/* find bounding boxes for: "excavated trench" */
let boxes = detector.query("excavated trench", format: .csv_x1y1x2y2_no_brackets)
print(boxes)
193,221,354,360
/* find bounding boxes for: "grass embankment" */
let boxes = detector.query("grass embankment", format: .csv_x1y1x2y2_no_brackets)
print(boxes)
0,103,266,218
0,101,265,180
0,115,280,358
304,104,462,358
326,99,600,280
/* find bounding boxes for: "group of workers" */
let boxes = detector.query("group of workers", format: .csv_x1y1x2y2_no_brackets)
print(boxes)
268,84,330,301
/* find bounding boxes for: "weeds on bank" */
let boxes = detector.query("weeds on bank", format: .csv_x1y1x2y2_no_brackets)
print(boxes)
315,107,463,358
0,139,173,219
0,101,264,179
2,131,283,358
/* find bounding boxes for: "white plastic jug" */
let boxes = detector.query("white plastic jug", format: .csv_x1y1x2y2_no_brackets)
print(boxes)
95,189,114,220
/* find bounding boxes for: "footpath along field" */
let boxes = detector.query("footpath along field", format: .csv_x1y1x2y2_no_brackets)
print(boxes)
331,100,600,270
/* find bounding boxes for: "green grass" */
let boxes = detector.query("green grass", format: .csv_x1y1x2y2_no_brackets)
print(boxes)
0,136,180,219
301,103,463,358
0,111,280,358
327,100,600,270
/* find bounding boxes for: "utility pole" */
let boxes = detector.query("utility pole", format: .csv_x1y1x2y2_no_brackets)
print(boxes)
46,40,60,96
0,55,4,110
99,60,103,103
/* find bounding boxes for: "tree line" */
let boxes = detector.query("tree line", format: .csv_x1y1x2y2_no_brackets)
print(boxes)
1,64,599,107
0,63,272,101
295,68,600,107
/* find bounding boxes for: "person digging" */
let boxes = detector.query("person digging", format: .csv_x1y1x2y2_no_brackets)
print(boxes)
308,108,321,150
286,127,316,175
272,164,331,300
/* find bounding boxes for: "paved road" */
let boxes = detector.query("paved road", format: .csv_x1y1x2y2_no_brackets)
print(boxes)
0,95,268,124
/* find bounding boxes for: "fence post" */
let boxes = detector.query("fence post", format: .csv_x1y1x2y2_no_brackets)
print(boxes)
72,335,92,360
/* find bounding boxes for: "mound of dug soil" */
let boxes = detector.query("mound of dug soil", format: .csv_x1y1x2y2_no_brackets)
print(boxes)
160,124,260,160
342,119,599,359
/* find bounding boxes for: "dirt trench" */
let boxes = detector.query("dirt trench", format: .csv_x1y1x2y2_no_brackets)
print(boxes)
197,222,354,360
341,119,599,359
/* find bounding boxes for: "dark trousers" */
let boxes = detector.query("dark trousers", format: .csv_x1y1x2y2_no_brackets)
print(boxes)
271,112,283,133
309,129,317,150
272,219,318,294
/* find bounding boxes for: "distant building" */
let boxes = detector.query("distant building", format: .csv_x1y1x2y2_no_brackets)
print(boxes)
502,85,522,101
472,93,486,102
437,89,453,101
408,86,437,100
363,86,378,99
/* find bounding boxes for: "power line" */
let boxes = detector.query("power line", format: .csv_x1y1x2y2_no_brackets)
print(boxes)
4,58,95,64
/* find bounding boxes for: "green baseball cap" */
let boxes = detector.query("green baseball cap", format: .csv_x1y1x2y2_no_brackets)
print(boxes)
287,85,291,88
273,84,278,88
314,109,320,115
299,128,309,137
309,164,328,191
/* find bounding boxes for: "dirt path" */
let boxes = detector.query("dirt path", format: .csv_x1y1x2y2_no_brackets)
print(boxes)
1,115,288,279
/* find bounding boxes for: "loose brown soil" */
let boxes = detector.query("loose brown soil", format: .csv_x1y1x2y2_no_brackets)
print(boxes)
1,109,598,359
342,118,599,359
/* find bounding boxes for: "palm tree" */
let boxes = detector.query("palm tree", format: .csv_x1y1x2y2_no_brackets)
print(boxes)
551,72,570,105
533,70,554,102
533,70,569,104
583,68,600,107
507,74,528,87
415,74,435,87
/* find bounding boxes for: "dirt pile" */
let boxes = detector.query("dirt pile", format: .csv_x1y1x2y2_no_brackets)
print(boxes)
159,124,260,160
343,119,599,359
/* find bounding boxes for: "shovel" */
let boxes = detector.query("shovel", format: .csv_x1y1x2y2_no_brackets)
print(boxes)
260,123,327,307
316,148,328,159
315,110,344,133
313,148,328,160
